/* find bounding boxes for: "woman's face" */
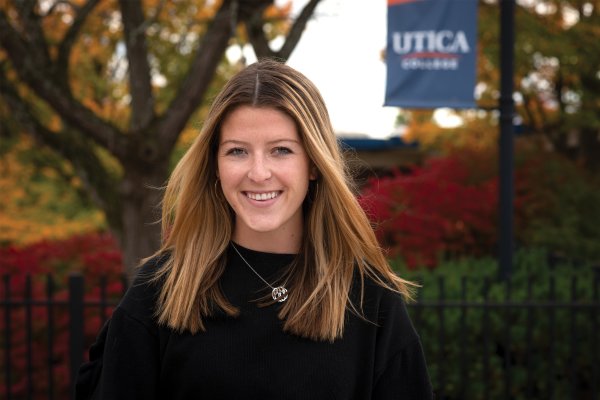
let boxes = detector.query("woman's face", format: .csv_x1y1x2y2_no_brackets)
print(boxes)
217,105,316,251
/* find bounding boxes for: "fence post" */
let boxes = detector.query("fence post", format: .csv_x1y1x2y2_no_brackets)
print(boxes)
69,273,85,400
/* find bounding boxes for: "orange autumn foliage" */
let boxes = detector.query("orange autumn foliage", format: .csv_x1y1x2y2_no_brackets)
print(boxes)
0,138,106,246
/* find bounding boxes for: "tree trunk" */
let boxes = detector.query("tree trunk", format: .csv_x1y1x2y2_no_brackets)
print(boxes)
1,0,322,278
117,164,168,279
579,128,600,176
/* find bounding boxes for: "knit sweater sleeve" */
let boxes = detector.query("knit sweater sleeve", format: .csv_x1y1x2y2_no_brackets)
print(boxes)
97,307,160,399
370,286,434,399
97,258,165,400
372,337,433,399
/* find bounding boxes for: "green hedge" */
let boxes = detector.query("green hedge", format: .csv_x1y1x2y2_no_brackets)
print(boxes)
393,249,599,400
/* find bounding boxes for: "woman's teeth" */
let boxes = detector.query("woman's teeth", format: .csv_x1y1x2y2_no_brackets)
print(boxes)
246,191,279,201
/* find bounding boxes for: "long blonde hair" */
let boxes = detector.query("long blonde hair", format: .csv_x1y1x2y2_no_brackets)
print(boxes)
152,59,415,342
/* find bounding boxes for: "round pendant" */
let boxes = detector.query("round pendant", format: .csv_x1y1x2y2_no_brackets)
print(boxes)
272,286,288,302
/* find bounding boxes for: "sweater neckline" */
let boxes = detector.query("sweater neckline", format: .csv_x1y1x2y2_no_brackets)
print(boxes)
229,242,297,264
228,242,296,274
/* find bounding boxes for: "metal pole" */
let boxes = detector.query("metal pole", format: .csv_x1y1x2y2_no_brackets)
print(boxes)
69,273,85,400
499,0,515,280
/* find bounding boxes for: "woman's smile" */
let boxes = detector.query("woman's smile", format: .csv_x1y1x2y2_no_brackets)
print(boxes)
244,191,282,201
217,105,316,251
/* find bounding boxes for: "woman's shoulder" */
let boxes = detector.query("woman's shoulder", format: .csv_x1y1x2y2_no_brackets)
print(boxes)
133,251,171,284
353,269,408,306
116,251,171,325
352,271,419,346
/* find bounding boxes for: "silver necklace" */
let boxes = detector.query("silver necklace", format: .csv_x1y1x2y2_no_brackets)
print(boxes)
231,243,289,303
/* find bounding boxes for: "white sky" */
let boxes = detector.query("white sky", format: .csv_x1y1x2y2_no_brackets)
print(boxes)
285,0,401,138
227,0,460,138
226,0,400,138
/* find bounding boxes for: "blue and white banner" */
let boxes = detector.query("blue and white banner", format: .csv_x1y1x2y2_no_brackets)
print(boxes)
385,0,478,109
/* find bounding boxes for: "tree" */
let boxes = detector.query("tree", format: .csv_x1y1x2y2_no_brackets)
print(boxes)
0,0,322,277
480,0,600,173
0,135,105,246
516,1,600,173
402,1,600,176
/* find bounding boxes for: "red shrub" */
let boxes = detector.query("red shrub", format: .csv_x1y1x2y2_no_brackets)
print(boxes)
359,156,498,269
0,232,125,399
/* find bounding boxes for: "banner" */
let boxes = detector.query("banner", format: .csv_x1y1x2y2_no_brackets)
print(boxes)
385,0,478,109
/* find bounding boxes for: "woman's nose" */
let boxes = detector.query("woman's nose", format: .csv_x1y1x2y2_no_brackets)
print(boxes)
247,156,272,181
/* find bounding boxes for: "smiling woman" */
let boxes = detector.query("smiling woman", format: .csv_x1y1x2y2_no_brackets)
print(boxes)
77,59,433,400
217,106,316,253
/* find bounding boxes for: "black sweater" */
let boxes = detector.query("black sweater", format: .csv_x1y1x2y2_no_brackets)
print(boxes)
94,243,433,399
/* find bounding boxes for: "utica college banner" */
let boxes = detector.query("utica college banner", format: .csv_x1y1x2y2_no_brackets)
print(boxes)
385,0,478,109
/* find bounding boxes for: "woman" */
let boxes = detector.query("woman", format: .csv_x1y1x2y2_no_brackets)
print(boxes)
81,59,433,399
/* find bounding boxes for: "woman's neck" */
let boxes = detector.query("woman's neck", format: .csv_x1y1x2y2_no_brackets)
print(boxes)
232,227,302,254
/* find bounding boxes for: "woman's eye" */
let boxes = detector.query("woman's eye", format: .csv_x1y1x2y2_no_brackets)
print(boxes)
274,147,292,155
225,147,246,156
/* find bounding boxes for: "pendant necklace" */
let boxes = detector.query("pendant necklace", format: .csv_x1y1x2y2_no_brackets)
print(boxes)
231,243,289,303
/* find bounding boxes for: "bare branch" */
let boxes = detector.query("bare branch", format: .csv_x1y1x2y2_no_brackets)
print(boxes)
11,0,52,66
0,11,129,160
0,70,122,228
247,0,322,61
119,0,155,131
135,0,167,37
158,1,235,149
56,0,101,89
43,1,81,17
275,0,321,60
246,6,271,58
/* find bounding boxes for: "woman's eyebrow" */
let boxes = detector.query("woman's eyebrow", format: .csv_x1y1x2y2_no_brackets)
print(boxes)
220,139,301,145
266,139,301,145
219,139,247,145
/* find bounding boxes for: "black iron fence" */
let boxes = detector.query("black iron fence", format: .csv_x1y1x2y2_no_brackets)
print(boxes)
1,274,127,400
410,273,600,399
1,271,599,400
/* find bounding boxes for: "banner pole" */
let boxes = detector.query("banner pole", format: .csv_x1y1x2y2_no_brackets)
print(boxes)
498,0,515,280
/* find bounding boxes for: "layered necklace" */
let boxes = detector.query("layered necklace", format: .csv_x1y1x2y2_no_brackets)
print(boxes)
231,243,289,303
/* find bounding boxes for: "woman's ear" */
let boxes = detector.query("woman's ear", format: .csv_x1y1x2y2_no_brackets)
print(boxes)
309,165,318,181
